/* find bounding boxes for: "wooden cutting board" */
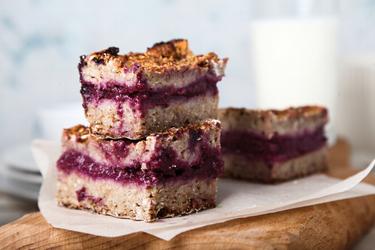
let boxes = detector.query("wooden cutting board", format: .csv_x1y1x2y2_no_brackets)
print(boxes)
1,139,374,249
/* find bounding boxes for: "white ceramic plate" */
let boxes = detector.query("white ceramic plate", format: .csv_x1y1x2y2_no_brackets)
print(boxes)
2,166,42,184
2,144,39,173
0,165,39,201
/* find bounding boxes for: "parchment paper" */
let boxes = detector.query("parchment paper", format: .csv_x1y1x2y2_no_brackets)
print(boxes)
32,139,375,240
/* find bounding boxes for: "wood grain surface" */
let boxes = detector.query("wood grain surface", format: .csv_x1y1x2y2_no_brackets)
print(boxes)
1,139,374,250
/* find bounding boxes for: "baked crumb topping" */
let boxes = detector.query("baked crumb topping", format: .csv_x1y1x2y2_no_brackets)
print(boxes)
221,106,328,122
63,120,221,143
80,39,228,74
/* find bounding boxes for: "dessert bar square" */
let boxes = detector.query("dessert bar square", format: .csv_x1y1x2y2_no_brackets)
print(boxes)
79,39,227,139
219,106,328,183
56,119,223,222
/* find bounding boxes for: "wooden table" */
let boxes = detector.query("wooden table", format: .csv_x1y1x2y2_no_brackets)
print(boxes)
0,193,37,225
1,139,374,249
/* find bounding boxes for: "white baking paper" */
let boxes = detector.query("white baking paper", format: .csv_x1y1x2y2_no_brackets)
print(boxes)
32,139,375,240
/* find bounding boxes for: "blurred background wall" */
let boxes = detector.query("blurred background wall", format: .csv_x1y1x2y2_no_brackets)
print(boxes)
0,0,374,164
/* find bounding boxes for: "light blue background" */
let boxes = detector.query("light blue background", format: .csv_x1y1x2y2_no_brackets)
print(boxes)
0,0,374,152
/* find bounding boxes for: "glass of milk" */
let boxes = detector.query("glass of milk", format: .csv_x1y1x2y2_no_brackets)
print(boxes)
338,55,375,167
250,0,339,144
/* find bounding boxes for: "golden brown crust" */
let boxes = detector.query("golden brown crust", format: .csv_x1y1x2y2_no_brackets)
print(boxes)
62,120,221,144
219,106,328,137
154,119,221,139
221,106,327,122
81,39,227,74
146,39,192,59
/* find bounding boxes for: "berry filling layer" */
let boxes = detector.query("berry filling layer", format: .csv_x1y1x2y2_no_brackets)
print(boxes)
80,74,219,111
57,145,223,186
221,127,326,165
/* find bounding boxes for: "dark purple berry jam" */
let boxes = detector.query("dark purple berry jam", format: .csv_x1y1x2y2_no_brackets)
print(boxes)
80,74,219,112
57,145,223,186
75,187,102,203
221,127,326,165
76,187,86,202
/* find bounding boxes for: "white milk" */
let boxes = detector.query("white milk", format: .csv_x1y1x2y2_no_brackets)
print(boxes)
250,17,338,143
337,55,375,166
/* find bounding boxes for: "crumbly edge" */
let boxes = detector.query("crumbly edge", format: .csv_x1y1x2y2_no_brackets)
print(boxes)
56,172,217,222
222,147,327,183
219,106,328,137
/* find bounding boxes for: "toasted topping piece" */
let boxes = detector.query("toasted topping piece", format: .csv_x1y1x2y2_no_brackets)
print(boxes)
62,124,90,143
146,39,191,59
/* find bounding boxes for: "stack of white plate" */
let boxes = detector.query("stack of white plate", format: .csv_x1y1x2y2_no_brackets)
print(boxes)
0,144,41,200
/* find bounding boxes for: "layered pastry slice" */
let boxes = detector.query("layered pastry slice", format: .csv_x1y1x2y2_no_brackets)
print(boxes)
219,106,328,183
79,39,228,139
56,119,223,222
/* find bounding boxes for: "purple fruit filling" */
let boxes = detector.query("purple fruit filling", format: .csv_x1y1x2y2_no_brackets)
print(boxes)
80,74,219,111
98,139,133,163
221,127,326,165
76,187,102,204
57,145,223,186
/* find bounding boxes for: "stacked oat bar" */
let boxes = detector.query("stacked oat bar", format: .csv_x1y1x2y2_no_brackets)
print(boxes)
56,39,228,222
